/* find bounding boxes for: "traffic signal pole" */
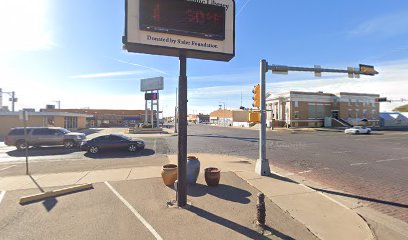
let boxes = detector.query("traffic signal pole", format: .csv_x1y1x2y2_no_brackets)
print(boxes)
255,60,271,176
255,60,378,176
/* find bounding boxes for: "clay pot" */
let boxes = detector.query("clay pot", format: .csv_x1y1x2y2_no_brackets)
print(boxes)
161,164,178,186
187,156,200,185
204,167,221,186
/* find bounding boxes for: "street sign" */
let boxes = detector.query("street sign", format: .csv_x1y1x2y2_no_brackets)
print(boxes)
145,92,159,100
124,0,235,61
359,64,378,76
140,77,164,91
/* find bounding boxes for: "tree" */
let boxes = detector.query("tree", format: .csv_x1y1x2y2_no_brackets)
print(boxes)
393,104,408,112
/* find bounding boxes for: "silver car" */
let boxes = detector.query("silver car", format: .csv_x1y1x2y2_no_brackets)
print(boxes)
5,127,86,150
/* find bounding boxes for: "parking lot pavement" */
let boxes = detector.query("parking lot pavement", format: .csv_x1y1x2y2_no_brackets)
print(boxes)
0,183,156,240
0,173,319,240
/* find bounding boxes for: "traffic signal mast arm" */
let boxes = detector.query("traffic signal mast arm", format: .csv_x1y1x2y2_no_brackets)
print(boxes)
268,64,379,77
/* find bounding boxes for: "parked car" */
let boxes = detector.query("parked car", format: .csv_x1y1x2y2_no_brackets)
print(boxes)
344,126,371,134
5,127,86,150
82,134,145,154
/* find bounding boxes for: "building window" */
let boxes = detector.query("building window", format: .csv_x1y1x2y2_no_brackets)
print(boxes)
363,110,367,118
64,117,78,129
294,101,299,107
372,110,376,120
348,110,352,118
348,99,352,106
294,111,299,119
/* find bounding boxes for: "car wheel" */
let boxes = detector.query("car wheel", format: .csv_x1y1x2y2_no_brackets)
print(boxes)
88,146,99,154
367,130,371,134
355,131,360,134
64,140,75,149
16,140,28,150
128,144,137,152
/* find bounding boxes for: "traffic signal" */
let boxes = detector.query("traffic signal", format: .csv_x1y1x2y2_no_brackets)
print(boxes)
375,97,387,102
249,112,260,122
252,84,260,108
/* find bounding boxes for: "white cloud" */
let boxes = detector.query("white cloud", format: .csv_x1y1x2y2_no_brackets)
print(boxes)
0,0,55,54
69,70,146,79
348,11,408,38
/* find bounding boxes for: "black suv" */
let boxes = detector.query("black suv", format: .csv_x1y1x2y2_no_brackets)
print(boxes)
5,127,86,150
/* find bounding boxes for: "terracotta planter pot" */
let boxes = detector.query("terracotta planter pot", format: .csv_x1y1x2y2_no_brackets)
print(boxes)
161,164,178,186
204,167,221,186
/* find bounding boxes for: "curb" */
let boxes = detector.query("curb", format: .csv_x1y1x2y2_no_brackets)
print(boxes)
19,183,93,204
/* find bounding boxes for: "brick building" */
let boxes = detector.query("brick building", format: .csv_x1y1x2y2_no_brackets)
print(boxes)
266,91,380,127
45,109,156,127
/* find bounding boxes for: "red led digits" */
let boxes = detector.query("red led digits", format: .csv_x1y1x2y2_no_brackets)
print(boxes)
186,9,223,26
152,0,160,22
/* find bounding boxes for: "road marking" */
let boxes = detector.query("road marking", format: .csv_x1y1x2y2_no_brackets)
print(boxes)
104,181,163,240
0,191,5,205
298,170,312,174
350,162,368,166
0,165,16,172
333,151,352,154
376,157,408,163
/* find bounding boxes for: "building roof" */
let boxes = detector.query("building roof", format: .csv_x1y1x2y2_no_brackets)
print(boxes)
379,112,408,120
44,109,154,115
0,111,93,117
210,109,233,118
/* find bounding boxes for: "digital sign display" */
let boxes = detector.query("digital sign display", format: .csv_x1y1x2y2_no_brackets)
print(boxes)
145,92,159,100
140,0,226,40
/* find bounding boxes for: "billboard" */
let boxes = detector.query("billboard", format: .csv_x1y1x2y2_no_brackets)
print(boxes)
140,77,164,91
124,0,235,62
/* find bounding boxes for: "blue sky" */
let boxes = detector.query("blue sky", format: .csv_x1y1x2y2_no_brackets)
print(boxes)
1,0,408,115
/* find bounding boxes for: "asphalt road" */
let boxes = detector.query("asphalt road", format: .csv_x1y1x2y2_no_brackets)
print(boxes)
165,125,408,223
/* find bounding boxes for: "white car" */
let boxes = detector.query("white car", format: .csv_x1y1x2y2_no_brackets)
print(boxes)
345,126,371,134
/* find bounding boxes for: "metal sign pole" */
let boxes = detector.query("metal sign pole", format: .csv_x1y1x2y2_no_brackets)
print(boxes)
145,92,148,125
177,55,187,207
174,88,178,133
150,91,154,128
255,60,271,176
156,90,160,128
23,111,29,175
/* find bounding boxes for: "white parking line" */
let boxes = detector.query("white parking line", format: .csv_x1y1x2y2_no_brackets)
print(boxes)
333,151,352,154
376,157,408,163
298,170,312,174
350,162,368,166
0,191,5,205
0,165,16,172
104,182,163,240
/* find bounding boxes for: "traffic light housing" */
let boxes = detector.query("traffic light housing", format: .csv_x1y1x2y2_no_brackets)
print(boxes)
375,97,387,102
249,112,260,122
252,84,260,108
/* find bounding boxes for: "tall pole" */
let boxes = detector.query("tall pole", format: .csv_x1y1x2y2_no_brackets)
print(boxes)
11,91,15,112
175,88,178,133
150,90,154,128
0,88,3,110
145,93,148,124
255,59,271,176
23,111,29,175
177,55,187,207
156,90,160,128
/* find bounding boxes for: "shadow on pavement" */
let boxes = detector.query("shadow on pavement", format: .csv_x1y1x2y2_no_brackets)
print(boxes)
310,186,408,209
84,148,155,159
188,205,293,240
267,173,298,184
7,147,80,157
187,134,282,143
188,183,251,204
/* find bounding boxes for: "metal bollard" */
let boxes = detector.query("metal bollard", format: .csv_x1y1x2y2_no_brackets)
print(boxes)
257,192,266,226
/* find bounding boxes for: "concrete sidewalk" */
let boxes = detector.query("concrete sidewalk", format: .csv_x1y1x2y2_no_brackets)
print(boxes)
0,153,375,240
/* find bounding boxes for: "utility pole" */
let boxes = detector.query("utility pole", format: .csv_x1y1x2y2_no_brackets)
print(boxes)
0,88,3,110
11,91,15,112
54,100,61,109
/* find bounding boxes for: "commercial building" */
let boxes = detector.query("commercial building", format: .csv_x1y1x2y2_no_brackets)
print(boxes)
380,112,408,127
0,111,92,138
45,109,156,127
266,91,380,127
210,109,233,126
